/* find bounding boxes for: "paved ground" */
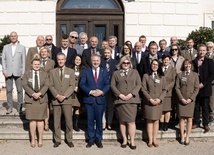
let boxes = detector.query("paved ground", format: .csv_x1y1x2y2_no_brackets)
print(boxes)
0,138,214,155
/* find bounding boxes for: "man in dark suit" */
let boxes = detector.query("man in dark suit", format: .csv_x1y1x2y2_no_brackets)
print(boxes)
82,36,104,68
132,42,145,75
108,36,121,60
79,54,110,148
139,41,161,78
181,38,197,60
49,52,75,148
157,39,169,58
52,34,77,68
192,44,214,133
44,35,57,58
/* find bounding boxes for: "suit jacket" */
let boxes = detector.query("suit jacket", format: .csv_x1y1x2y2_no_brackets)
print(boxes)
192,57,214,97
139,54,161,78
2,43,26,76
22,69,49,104
113,46,121,60
41,59,55,74
52,47,77,68
132,51,145,74
141,73,166,103
79,67,110,104
49,67,75,105
181,48,197,60
175,71,199,102
26,47,38,71
163,66,176,97
111,69,141,104
82,47,104,68
170,56,185,74
157,50,169,58
100,58,118,77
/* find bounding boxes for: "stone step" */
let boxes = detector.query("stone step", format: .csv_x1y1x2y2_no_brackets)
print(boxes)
0,125,214,140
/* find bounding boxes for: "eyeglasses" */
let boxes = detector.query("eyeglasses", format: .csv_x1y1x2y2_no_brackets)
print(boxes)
70,36,78,39
122,62,130,65
46,39,52,41
171,49,178,51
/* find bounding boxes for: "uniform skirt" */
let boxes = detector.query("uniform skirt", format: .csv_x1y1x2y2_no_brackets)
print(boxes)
163,97,172,112
178,101,195,117
25,102,47,120
144,103,163,120
115,103,137,122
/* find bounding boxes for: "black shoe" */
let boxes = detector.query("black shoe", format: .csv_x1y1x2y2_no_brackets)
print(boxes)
95,141,103,148
67,142,74,148
86,142,94,148
53,142,61,148
129,144,137,150
159,122,164,131
121,143,127,148
184,141,190,146
163,122,169,131
204,125,210,133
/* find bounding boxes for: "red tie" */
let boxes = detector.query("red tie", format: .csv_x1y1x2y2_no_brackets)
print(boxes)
94,69,98,83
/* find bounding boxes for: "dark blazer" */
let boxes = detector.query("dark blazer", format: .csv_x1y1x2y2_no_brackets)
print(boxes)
157,50,169,58
132,51,145,74
113,46,121,60
139,54,161,78
82,47,104,68
52,47,77,68
192,57,214,97
100,58,118,77
79,67,110,105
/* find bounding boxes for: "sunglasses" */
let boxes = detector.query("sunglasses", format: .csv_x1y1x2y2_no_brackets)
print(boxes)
171,49,178,51
70,36,78,39
46,39,52,41
122,62,130,65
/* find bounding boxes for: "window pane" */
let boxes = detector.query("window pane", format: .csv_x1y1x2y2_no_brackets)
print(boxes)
62,0,118,9
74,25,86,35
94,25,106,48
61,24,67,35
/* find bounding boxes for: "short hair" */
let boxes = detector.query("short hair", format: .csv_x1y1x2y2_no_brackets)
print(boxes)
91,54,101,62
139,35,146,41
57,52,66,59
169,44,181,56
69,31,78,37
109,36,117,42
159,39,167,45
117,56,133,70
162,54,171,60
148,41,158,49
181,59,194,71
39,46,50,57
197,44,207,50
62,34,69,40
206,41,214,47
186,37,194,42
79,32,88,38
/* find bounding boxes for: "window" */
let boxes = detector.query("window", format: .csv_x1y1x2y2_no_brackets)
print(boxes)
62,0,118,9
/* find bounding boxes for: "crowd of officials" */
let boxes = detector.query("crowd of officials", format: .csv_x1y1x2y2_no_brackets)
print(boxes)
1,31,214,150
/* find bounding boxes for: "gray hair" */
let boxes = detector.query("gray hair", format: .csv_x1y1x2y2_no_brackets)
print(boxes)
206,41,214,47
79,32,88,39
69,31,78,37
109,36,117,42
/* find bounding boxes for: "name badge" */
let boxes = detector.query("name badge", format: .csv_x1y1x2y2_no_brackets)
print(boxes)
182,77,187,81
155,79,160,83
65,74,70,78
28,78,33,82
75,72,79,76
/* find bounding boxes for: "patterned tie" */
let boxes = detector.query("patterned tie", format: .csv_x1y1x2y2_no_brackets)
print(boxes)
94,68,98,83
34,71,39,92
42,59,46,67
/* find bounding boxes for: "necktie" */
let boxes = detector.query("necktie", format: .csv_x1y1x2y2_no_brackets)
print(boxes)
34,71,39,92
153,72,158,80
94,69,98,83
186,71,189,76
92,49,96,55
60,68,63,81
164,67,167,73
42,59,46,67
189,49,192,56
136,53,139,64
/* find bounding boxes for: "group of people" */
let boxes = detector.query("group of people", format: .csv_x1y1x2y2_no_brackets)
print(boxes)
1,31,214,150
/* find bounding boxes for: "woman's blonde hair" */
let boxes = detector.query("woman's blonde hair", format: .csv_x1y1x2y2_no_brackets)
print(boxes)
117,56,133,70
39,46,50,57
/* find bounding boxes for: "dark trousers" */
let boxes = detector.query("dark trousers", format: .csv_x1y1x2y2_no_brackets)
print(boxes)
85,102,105,142
193,96,210,127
